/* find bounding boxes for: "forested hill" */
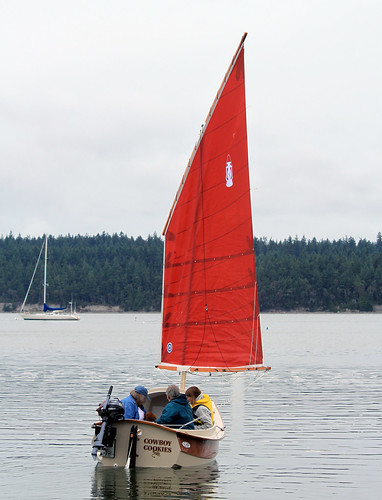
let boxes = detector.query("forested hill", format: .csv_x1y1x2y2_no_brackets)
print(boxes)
1,232,382,312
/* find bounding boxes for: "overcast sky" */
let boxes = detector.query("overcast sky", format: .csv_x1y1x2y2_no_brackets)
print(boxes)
1,1,381,242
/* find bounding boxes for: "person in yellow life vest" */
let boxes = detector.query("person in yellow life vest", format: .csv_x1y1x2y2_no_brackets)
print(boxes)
185,386,214,429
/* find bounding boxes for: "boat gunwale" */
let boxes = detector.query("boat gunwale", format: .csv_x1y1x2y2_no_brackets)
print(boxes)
93,419,225,442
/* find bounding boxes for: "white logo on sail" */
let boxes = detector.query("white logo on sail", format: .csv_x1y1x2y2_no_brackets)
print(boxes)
226,155,233,187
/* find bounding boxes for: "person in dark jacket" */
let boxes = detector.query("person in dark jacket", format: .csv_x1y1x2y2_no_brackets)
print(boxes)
121,385,149,420
156,385,195,429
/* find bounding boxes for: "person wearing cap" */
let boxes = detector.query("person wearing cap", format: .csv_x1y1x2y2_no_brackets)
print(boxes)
121,385,150,420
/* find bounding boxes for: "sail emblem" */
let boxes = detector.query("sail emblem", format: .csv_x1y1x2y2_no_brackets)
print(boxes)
225,155,233,187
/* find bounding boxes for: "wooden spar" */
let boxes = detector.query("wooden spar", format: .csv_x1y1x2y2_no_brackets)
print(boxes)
179,371,187,392
162,32,248,236
156,364,271,373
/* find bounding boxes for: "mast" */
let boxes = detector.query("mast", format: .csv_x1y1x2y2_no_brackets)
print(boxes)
19,236,45,313
179,371,187,392
43,234,48,306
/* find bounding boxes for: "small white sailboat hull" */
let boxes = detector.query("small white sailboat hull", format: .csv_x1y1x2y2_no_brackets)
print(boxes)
19,311,79,321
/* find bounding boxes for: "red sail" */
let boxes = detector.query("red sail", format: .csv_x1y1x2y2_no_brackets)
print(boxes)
160,39,263,371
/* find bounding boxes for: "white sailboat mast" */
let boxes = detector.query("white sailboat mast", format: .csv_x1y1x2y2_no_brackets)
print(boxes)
19,236,45,313
43,234,48,305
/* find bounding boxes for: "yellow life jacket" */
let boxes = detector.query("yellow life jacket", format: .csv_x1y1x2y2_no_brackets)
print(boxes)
191,394,214,424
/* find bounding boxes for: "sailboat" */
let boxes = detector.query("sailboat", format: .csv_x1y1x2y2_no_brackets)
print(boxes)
91,33,269,468
19,234,79,321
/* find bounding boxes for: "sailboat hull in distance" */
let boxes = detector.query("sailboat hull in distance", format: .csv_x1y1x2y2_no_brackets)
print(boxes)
19,233,80,321
19,311,79,321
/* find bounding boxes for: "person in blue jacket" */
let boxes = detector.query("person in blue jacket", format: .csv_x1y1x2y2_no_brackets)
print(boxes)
156,385,195,429
121,385,150,420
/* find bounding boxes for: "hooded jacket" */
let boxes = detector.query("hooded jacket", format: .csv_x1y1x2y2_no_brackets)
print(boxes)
156,394,195,429
191,393,214,429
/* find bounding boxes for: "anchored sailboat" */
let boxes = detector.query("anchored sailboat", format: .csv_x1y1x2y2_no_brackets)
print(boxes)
92,33,269,468
19,234,79,321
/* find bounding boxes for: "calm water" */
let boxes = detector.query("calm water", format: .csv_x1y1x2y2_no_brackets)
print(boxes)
0,312,381,499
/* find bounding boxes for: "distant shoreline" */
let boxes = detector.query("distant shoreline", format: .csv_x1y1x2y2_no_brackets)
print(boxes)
3,304,382,314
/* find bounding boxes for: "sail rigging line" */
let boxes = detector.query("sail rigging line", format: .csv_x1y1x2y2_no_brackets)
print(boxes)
255,283,261,365
248,280,258,366
159,219,168,361
19,237,45,313
195,141,246,373
186,139,208,368
156,362,267,407
180,139,205,367
208,370,269,409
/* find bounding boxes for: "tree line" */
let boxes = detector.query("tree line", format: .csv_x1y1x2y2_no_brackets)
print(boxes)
1,232,382,312
254,234,382,312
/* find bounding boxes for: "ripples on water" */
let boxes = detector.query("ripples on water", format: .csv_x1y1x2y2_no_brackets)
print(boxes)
0,313,381,499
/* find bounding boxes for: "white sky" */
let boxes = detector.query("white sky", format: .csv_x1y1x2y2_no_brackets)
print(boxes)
1,1,381,242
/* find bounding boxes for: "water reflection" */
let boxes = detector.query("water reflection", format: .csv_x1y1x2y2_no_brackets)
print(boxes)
91,462,220,499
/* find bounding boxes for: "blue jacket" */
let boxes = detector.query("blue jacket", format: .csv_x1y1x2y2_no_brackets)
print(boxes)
156,394,195,429
121,394,146,420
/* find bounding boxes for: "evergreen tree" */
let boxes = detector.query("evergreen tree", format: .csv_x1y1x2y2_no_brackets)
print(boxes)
1,232,382,312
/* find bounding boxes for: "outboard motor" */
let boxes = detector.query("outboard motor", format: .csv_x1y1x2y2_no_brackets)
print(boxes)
91,386,124,459
98,397,125,421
